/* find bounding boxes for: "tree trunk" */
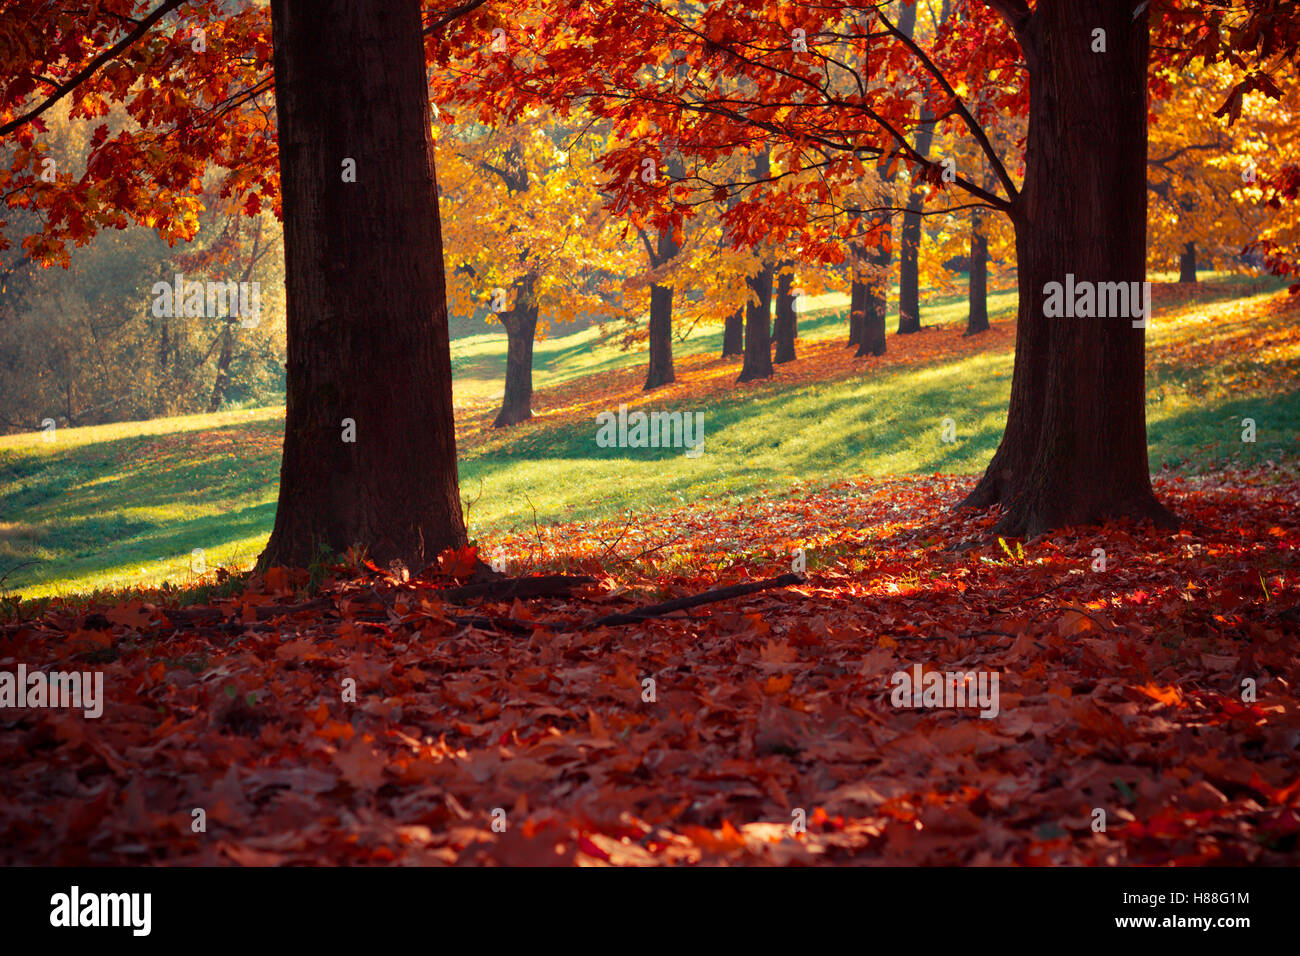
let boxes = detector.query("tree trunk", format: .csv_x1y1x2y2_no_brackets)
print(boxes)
644,282,675,388
896,0,941,335
493,287,539,427
1178,241,1197,283
208,318,234,412
643,211,680,389
721,308,743,356
847,267,865,348
261,0,467,569
738,149,775,382
773,268,797,363
737,263,774,382
897,204,924,334
857,227,889,357
965,207,990,336
959,0,1174,536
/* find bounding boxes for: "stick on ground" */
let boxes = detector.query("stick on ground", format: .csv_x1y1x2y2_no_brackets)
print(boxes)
583,572,806,628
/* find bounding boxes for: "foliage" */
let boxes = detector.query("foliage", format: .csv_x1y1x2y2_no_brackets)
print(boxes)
3,275,1294,600
1,462,1296,864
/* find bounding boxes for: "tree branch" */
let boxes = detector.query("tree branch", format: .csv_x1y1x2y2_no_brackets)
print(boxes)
422,0,492,36
982,0,1032,38
877,8,1019,205
0,0,189,139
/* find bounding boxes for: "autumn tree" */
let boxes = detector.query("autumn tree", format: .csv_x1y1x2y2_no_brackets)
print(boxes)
439,114,630,425
895,0,950,336
260,0,470,567
490,0,1193,533
1147,60,1280,283
0,4,283,431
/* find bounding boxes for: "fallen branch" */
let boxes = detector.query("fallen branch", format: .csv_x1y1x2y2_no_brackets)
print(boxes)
163,598,331,624
429,574,596,604
446,614,534,634
583,572,806,628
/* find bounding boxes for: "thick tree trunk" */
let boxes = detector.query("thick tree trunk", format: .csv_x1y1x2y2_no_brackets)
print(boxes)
960,0,1174,536
965,208,990,336
847,270,865,348
857,230,889,358
737,263,774,382
773,269,797,363
493,289,538,427
643,213,680,389
644,282,675,388
1178,241,1197,283
261,0,467,569
721,308,743,356
897,204,924,334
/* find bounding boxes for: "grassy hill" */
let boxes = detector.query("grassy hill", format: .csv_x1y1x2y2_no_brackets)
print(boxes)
2,273,1296,599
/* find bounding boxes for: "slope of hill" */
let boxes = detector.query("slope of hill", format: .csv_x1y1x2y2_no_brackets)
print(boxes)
1,275,1295,600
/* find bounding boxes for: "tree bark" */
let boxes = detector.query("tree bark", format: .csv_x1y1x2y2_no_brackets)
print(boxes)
965,207,990,336
847,265,865,348
643,211,680,389
959,0,1175,536
737,263,774,382
1178,241,1197,283
895,0,937,335
721,308,743,356
493,279,539,427
857,226,889,357
773,268,797,363
261,0,467,569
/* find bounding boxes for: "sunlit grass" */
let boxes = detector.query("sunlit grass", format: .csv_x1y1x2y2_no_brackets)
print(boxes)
2,272,1293,599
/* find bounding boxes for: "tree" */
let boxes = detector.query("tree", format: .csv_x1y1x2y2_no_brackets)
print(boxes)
772,265,797,363
639,143,688,391
856,226,891,357
896,0,949,335
1146,60,1274,285
439,117,628,426
516,0,1175,534
261,0,467,568
945,0,1173,533
736,152,775,382
642,223,681,388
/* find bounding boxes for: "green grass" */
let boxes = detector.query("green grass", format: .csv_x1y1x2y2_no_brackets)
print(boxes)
2,272,1294,600
450,283,1011,404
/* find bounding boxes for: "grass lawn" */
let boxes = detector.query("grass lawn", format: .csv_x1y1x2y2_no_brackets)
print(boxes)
2,272,1295,599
